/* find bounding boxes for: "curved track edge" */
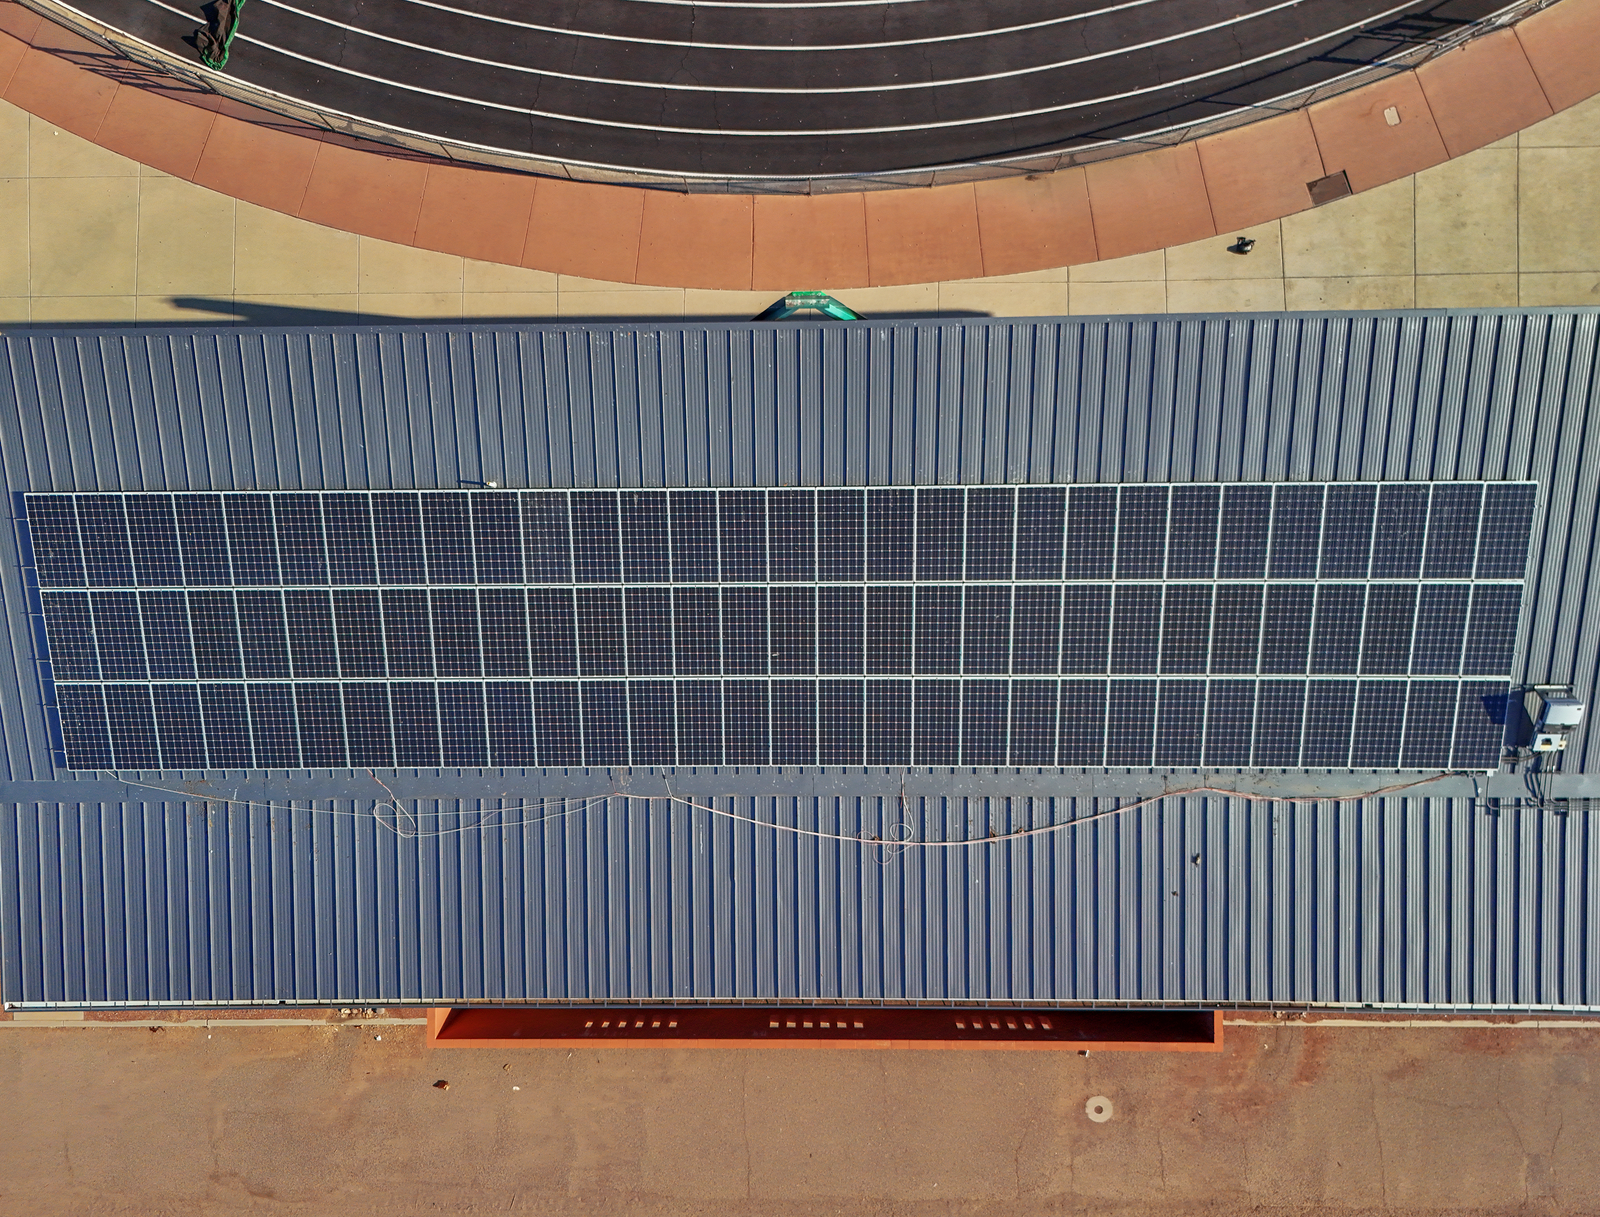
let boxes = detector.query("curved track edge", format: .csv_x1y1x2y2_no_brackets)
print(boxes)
1,0,1597,289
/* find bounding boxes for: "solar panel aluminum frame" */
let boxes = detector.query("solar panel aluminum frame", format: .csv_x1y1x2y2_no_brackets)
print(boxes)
24,482,1535,774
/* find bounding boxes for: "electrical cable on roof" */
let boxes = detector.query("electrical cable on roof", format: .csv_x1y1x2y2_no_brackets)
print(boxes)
100,771,1456,858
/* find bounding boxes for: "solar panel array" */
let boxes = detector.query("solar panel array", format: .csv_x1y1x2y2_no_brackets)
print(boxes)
26,483,1534,772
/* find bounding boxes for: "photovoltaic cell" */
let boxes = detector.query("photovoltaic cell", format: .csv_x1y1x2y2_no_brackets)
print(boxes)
144,590,200,677
154,684,206,769
915,489,963,581
1253,680,1305,767
1301,681,1356,767
1110,586,1161,674
42,594,98,680
582,682,628,766
1058,586,1110,675
275,494,329,585
1371,485,1428,578
1167,486,1219,579
422,493,475,584
1159,585,1211,674
866,489,912,580
1057,679,1106,766
1350,680,1406,768
440,682,488,767
962,586,1010,674
1423,483,1483,579
723,588,769,676
1011,587,1061,674
125,495,183,586
1462,584,1522,676
1319,484,1376,579
866,587,913,675
1359,584,1416,675
384,585,435,674
770,491,817,582
522,492,573,583
719,492,766,582
485,682,535,766
965,488,1014,581
178,497,234,586
1115,486,1168,579
1106,680,1156,767
79,497,133,587
771,680,815,764
1310,586,1364,675
1010,680,1058,766
818,491,863,581
818,680,862,765
1411,584,1470,675
30,484,1530,773
1476,484,1536,579
1154,680,1204,767
1400,680,1456,769
914,680,959,765
1260,585,1314,674
629,680,675,766
1269,486,1324,579
472,494,522,584
342,678,392,764
373,494,425,585
620,492,670,583
1014,488,1065,580
1063,487,1115,579
1210,585,1263,675
532,683,581,766
1204,680,1255,767
1452,680,1509,769
297,682,346,767
1217,486,1271,578
27,497,86,587
667,492,717,583
961,680,1008,766
866,680,911,765
677,680,722,765
571,493,621,583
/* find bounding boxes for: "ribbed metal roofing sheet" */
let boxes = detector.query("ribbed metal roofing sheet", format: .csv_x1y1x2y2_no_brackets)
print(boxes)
1,311,1598,1008
4,794,1596,1009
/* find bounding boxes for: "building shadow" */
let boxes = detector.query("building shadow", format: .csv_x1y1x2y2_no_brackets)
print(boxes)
2,298,993,331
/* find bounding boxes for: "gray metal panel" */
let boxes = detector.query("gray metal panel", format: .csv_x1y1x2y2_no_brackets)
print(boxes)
2,311,1600,1007
3,795,1597,1009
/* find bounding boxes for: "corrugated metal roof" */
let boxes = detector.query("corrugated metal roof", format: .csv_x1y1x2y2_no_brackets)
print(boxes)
4,794,1597,1009
1,311,1598,1008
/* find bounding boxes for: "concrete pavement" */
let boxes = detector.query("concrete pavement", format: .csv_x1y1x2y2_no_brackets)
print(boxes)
0,1014,1595,1215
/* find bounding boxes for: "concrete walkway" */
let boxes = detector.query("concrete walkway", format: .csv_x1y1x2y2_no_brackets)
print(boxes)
3,91,1600,327
0,1013,1596,1215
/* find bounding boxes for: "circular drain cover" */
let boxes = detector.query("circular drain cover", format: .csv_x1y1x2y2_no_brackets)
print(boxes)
1085,1095,1114,1123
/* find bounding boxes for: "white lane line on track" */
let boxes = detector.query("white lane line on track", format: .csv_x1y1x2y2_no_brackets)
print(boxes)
377,0,1169,52
132,0,1424,137
249,0,1313,94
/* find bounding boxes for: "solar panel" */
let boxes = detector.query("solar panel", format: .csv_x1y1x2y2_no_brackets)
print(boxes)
27,482,1534,773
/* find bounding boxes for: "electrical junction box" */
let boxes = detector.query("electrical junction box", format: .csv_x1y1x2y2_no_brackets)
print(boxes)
1533,695,1586,752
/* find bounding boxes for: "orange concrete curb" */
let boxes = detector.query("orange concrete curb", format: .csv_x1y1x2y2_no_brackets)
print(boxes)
3,0,1598,291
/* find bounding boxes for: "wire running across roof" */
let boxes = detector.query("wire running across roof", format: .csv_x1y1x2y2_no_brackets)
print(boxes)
27,482,1532,772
